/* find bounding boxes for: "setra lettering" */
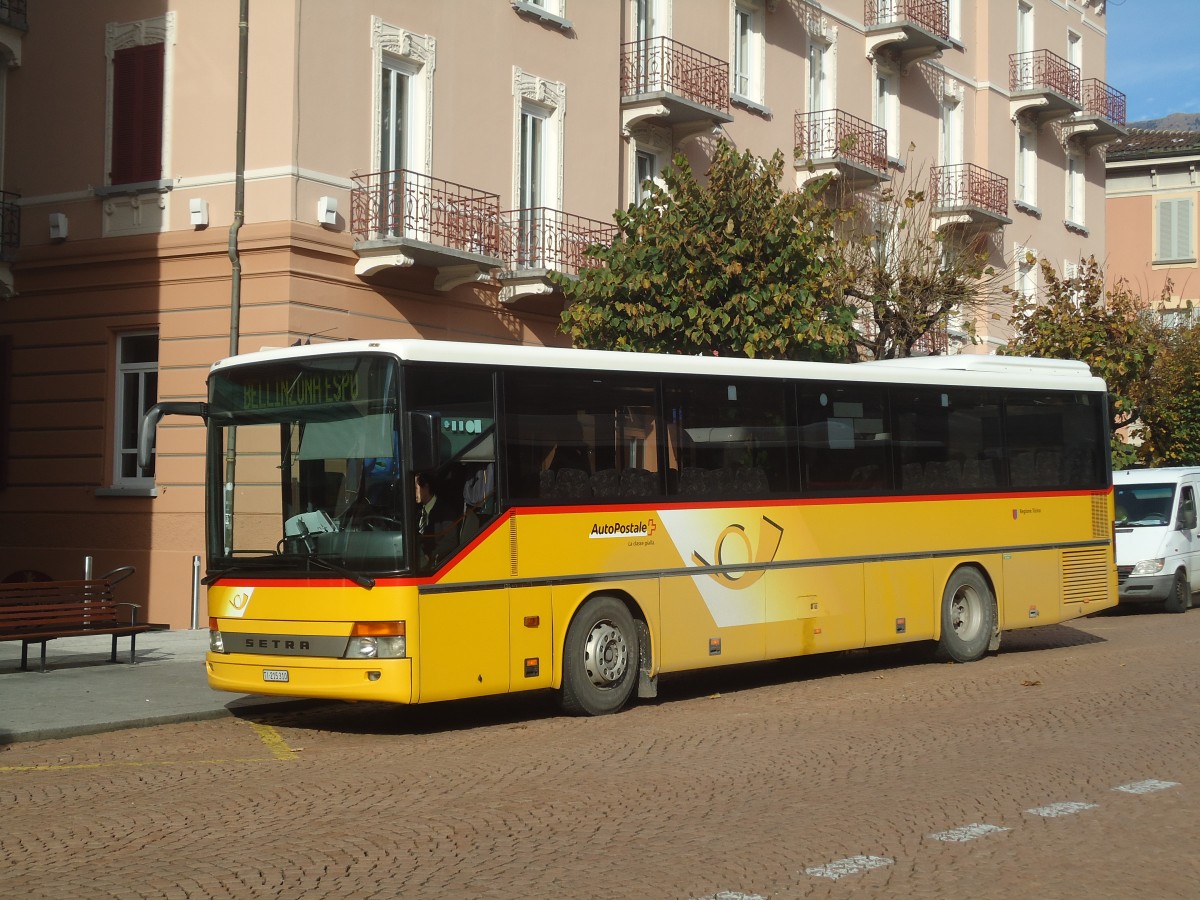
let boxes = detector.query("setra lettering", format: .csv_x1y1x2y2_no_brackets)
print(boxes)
246,638,311,650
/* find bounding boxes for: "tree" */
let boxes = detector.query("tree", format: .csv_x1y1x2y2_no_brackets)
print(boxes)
1002,256,1160,468
1136,314,1200,466
837,155,1007,360
558,140,859,360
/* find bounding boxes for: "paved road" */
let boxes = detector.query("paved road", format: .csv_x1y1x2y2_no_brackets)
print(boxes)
2,606,1198,899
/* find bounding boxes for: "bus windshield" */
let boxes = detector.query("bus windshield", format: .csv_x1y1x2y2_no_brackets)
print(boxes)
206,354,407,576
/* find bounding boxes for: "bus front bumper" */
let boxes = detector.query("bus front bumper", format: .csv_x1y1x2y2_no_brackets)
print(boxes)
207,652,413,703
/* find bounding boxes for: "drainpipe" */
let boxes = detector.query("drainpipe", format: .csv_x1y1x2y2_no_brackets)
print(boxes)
224,0,249,554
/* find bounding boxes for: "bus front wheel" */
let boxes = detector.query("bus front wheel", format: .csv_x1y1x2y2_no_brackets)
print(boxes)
934,567,996,663
561,596,638,716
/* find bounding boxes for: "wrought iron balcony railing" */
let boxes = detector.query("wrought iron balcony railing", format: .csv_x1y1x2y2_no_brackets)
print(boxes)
1009,49,1081,102
1081,77,1126,127
864,0,949,38
0,190,19,261
500,207,617,277
931,164,1009,219
620,36,730,114
795,109,888,173
0,0,28,31
350,169,501,259
855,306,949,357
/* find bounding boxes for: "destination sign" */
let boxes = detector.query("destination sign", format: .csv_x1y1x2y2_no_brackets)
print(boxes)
239,372,362,411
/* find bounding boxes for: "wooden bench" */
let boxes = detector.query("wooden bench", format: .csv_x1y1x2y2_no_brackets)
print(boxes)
0,575,152,672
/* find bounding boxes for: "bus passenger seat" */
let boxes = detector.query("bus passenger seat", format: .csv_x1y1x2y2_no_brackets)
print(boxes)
619,467,657,497
555,468,592,499
590,468,619,498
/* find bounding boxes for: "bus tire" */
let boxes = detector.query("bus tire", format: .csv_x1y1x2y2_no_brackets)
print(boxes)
1164,570,1190,614
934,567,996,663
561,596,638,716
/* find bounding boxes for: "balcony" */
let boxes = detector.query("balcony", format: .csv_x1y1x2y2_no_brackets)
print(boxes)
794,109,890,190
0,190,18,296
0,1,27,30
1062,78,1129,151
930,164,1011,230
620,37,733,132
1009,50,1082,126
855,305,949,358
496,208,618,305
865,0,951,70
350,170,502,291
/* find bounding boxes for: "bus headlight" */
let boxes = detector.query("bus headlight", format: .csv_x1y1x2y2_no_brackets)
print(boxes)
209,619,225,653
345,621,406,659
1132,558,1165,576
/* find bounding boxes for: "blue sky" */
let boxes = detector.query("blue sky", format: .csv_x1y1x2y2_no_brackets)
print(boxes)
1107,0,1200,122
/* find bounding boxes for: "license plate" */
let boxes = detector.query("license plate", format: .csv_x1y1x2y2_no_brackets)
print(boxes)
262,669,290,683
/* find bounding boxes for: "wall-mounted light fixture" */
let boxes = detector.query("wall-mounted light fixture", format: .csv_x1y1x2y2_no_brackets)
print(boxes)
317,196,338,227
49,213,68,241
189,198,210,228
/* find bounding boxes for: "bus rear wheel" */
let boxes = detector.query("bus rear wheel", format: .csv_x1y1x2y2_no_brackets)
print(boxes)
561,596,638,716
934,567,996,663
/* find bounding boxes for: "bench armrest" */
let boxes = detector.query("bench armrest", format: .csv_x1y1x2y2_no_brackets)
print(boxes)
117,602,143,625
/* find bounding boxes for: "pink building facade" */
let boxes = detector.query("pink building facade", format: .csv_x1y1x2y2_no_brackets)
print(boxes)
0,1,1119,625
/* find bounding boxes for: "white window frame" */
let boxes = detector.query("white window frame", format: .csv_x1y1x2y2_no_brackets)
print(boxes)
512,1,572,31
513,69,565,268
1016,123,1037,210
948,0,962,42
633,0,671,41
731,1,765,109
371,19,434,179
628,125,671,208
1155,197,1196,263
940,95,963,168
807,33,834,113
1015,244,1038,303
874,63,899,161
113,330,159,489
1065,151,1084,228
1063,259,1082,307
1067,29,1082,72
1017,1,1034,57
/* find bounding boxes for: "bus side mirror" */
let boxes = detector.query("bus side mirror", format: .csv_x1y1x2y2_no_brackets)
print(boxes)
138,402,208,470
409,412,443,473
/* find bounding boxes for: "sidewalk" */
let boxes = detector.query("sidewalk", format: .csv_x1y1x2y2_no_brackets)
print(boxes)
0,629,309,744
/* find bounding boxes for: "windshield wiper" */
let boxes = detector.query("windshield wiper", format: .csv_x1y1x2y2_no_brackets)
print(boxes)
302,554,376,590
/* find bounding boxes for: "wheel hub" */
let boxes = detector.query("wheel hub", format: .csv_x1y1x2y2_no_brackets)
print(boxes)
583,620,628,688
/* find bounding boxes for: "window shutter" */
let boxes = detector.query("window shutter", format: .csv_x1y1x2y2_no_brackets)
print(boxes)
1158,198,1195,262
111,42,165,185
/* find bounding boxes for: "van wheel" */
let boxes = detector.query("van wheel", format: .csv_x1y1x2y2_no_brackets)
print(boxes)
1164,571,1190,614
934,567,996,663
561,596,637,716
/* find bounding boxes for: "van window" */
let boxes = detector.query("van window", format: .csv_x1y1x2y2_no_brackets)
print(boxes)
1178,486,1197,531
1114,483,1175,527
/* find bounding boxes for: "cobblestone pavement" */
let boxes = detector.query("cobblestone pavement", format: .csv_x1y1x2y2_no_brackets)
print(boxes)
2,606,1198,899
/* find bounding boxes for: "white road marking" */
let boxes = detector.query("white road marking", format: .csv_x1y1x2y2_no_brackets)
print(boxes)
1113,779,1180,795
928,823,1010,842
804,855,894,880
1025,801,1099,818
692,893,767,900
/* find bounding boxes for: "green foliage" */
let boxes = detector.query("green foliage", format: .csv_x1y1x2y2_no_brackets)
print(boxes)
557,140,859,360
1137,316,1200,466
1003,257,1158,456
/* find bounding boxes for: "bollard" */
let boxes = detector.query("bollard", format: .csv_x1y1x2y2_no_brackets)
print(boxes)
191,555,201,629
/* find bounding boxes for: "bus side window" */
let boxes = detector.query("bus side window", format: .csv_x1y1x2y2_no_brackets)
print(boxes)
797,383,889,494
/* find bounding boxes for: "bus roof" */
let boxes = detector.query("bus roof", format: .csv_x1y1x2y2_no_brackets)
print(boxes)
213,339,1106,393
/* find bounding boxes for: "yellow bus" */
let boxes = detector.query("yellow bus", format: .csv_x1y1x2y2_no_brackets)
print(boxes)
142,340,1117,715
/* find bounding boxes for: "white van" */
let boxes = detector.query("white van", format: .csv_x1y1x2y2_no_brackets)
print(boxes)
1114,467,1200,612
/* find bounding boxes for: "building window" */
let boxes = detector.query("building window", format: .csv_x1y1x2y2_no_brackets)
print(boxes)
1017,1,1033,56
1016,124,1037,208
941,97,963,168
874,65,899,160
371,20,434,178
513,70,565,268
105,14,174,187
808,36,832,112
948,0,962,42
732,1,764,106
115,331,159,485
1015,245,1037,302
1156,197,1195,263
636,149,660,204
1065,152,1084,227
1067,29,1082,72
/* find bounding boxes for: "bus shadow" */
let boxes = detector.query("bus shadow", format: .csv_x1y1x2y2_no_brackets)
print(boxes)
232,623,1107,737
